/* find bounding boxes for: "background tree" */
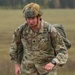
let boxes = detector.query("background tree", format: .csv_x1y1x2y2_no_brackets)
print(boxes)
0,0,75,9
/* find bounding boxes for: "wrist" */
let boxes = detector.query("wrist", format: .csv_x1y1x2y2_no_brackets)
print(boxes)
15,64,20,67
51,60,56,66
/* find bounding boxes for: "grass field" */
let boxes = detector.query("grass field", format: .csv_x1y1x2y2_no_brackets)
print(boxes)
0,9,75,75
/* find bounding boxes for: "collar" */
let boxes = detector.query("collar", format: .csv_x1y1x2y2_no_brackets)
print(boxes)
38,20,45,33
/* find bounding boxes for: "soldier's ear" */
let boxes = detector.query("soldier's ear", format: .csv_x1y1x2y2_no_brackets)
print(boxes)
40,18,42,21
37,16,42,21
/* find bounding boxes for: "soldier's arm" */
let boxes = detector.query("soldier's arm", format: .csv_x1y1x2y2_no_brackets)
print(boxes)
9,28,21,64
50,26,68,66
9,28,22,75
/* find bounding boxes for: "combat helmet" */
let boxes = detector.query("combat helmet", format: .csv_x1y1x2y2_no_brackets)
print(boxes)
23,3,43,18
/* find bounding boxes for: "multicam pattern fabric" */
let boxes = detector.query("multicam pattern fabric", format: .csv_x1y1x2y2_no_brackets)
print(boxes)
9,20,68,75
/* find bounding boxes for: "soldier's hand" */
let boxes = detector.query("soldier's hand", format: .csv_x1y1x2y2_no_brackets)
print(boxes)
15,64,21,75
44,62,55,71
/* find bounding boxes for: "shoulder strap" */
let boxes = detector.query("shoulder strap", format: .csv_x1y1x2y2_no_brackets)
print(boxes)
48,24,57,56
43,21,57,56
18,23,26,41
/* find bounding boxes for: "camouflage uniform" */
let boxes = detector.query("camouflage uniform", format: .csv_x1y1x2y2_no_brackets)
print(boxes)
9,20,68,75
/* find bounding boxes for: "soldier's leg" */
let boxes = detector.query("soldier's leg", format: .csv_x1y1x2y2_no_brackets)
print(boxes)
21,65,40,75
46,71,57,75
21,67,40,75
21,70,40,75
46,68,57,75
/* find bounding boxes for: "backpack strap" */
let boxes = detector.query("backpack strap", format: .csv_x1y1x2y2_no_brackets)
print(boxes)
43,21,57,56
52,24,71,49
48,24,57,56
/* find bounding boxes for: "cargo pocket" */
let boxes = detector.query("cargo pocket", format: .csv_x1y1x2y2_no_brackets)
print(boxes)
21,60,36,74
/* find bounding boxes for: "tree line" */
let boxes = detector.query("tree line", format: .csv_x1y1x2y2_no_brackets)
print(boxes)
0,0,75,9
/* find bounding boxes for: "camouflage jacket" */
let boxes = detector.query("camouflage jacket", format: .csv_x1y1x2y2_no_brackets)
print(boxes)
9,20,68,73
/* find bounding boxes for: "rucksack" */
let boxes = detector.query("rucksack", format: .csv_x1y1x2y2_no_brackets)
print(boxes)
17,23,71,64
47,24,71,56
52,24,71,49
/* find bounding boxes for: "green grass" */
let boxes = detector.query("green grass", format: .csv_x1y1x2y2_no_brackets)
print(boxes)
0,9,75,75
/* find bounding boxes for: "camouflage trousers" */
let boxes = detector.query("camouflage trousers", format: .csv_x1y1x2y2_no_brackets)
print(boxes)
21,60,57,75
21,65,57,75
21,70,57,75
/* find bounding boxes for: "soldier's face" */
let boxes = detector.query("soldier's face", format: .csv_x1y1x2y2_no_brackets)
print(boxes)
26,17,38,27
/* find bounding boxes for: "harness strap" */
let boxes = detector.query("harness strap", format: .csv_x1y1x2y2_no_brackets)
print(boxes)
44,22,57,56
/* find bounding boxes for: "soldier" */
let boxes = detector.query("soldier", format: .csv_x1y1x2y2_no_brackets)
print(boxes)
9,2,68,75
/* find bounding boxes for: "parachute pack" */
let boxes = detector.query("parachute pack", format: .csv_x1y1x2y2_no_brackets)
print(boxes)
48,24,71,56
51,24,71,49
